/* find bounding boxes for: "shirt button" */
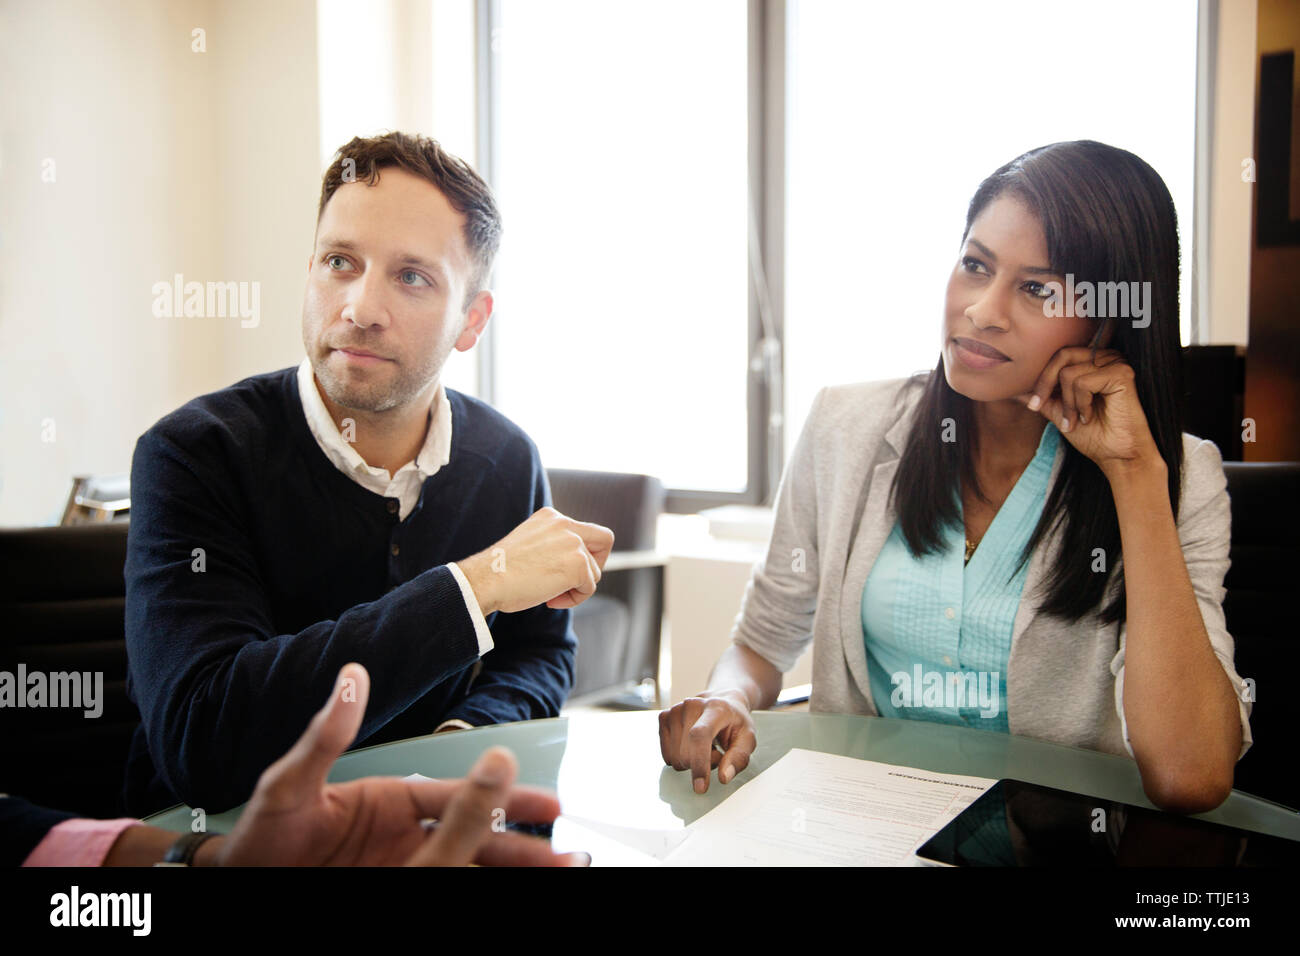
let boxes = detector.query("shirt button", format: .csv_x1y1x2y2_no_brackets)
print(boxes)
386,499,399,514
944,607,955,619
390,543,401,557
943,655,953,666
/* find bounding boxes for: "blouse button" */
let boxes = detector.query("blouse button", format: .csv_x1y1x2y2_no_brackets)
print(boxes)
943,655,954,666
944,607,955,620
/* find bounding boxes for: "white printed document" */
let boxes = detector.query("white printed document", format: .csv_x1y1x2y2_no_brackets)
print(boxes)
658,748,995,866
409,751,994,866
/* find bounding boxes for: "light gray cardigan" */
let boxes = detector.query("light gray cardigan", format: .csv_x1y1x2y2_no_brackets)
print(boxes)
732,376,1253,760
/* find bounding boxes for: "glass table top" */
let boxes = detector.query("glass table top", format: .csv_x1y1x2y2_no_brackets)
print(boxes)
143,711,1300,845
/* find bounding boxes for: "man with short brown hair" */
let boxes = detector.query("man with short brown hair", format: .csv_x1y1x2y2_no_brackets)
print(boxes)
123,132,611,815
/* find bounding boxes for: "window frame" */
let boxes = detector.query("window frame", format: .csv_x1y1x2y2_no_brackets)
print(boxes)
474,0,784,512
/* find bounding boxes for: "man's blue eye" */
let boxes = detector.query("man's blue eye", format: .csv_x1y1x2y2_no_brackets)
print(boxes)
401,270,428,286
327,255,347,269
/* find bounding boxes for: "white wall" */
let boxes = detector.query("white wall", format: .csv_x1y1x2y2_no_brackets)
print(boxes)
209,0,324,389
0,0,320,526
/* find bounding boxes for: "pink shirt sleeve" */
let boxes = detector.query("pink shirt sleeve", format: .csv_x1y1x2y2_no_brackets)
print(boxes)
22,818,141,867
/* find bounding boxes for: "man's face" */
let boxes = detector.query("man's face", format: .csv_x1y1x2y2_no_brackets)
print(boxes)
942,194,1102,402
302,166,485,414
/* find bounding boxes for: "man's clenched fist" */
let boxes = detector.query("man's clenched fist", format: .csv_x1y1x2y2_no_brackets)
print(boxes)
457,507,614,615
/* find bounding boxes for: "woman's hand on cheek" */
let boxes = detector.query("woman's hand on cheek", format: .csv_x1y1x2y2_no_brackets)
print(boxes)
1014,346,1163,477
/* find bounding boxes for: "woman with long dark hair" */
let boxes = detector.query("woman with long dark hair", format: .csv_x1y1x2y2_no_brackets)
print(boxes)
659,140,1251,813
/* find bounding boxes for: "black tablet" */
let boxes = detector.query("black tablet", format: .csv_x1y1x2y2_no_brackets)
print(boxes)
914,779,1300,866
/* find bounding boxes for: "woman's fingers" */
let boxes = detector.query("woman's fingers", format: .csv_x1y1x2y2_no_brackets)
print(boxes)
717,725,757,785
660,699,697,771
1073,367,1102,426
1025,348,1124,431
1025,347,1083,413
1057,362,1081,431
657,708,672,765
1026,347,1121,404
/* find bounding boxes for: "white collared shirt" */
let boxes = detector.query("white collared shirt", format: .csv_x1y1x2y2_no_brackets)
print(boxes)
296,358,491,731
297,357,453,521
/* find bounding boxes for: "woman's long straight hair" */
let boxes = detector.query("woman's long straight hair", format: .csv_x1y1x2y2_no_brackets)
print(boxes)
890,141,1185,626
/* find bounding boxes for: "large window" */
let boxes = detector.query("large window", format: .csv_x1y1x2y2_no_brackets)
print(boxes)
489,0,750,496
319,0,1202,510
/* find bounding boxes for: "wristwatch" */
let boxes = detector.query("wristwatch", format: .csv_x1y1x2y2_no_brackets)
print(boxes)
154,831,220,867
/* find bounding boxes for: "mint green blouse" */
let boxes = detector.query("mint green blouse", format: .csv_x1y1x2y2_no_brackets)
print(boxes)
861,422,1061,733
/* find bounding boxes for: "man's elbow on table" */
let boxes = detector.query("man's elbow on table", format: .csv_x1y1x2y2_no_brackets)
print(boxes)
154,725,265,814
165,766,255,816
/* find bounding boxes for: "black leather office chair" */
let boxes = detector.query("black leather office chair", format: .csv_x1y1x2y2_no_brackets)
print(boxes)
0,523,136,818
546,469,665,703
1221,461,1299,810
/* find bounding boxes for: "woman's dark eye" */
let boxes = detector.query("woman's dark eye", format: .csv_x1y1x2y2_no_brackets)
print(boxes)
1024,281,1054,300
962,256,988,275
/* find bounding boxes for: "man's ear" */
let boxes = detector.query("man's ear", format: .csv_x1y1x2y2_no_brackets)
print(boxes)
454,290,494,352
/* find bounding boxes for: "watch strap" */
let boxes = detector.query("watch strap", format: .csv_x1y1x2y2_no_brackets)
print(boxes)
160,831,219,866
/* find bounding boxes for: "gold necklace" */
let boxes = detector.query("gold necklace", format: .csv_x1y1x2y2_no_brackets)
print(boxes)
964,537,977,564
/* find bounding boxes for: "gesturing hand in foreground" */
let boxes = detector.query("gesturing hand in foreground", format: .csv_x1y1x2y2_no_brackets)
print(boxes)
212,663,588,866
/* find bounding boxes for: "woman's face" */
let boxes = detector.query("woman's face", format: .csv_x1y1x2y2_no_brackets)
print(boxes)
942,194,1100,403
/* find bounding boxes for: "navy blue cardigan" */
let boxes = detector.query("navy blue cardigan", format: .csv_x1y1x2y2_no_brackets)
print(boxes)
121,367,575,815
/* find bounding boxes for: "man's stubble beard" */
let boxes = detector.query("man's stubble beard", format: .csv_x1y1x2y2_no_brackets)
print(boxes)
313,350,440,414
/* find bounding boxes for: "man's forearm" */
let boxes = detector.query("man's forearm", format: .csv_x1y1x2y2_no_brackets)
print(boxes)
134,564,482,811
440,605,575,726
443,647,574,725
